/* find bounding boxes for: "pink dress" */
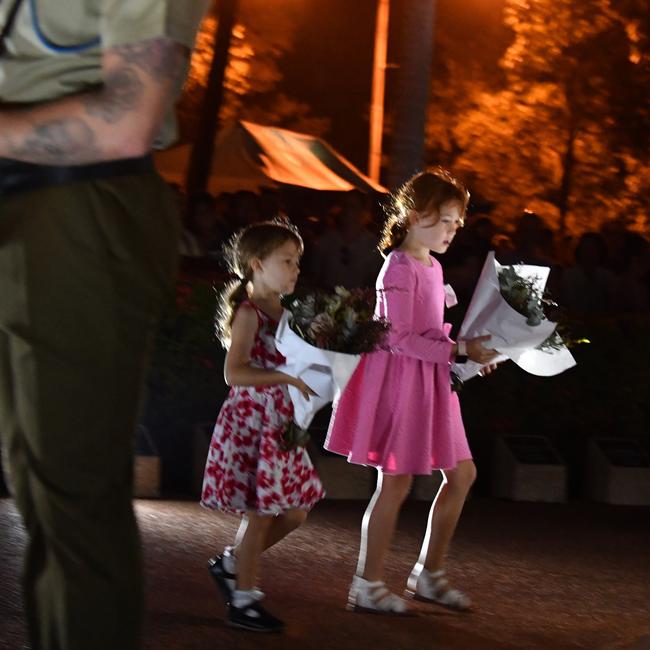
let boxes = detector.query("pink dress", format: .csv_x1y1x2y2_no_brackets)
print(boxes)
325,251,472,475
201,301,324,515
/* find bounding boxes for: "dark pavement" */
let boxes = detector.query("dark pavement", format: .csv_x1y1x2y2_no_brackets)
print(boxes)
1,496,649,650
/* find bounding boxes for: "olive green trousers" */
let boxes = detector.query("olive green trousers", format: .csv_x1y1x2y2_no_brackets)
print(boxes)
0,173,179,650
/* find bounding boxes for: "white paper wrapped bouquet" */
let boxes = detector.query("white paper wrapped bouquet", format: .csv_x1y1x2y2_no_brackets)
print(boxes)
451,251,584,388
275,286,390,447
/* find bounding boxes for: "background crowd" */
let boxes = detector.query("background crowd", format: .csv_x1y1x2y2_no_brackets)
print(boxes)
123,183,648,501
172,183,650,317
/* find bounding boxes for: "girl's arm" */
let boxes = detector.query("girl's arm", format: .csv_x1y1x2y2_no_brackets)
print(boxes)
382,262,453,365
225,304,312,396
383,266,497,365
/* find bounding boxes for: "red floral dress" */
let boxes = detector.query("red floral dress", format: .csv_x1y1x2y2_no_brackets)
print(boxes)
201,301,324,515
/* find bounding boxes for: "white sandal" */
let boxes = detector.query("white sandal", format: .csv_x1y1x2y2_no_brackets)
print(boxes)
406,568,471,611
347,575,413,616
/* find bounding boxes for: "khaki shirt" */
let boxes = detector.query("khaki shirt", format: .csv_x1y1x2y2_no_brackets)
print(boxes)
0,0,208,147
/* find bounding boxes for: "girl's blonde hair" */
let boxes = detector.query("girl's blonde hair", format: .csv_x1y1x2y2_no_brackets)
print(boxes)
215,220,303,347
379,167,470,253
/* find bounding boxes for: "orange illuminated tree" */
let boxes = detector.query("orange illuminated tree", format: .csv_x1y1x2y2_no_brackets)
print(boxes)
178,0,329,143
186,0,239,200
428,0,649,236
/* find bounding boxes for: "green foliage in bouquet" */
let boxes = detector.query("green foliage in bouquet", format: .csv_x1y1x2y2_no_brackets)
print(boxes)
497,266,588,353
450,371,465,393
282,286,390,354
498,266,549,327
279,286,390,449
281,420,311,451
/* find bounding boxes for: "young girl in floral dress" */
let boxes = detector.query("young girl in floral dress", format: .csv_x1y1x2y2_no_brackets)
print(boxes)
326,169,498,615
201,220,324,632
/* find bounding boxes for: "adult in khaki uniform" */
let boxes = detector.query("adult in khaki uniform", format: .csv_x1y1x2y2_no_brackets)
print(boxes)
0,2,207,648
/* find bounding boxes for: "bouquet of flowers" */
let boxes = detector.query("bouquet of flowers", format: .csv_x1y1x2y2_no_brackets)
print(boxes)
276,286,390,446
285,286,390,354
451,251,578,386
496,266,588,353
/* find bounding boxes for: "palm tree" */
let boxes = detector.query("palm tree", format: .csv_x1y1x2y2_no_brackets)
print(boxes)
387,0,436,189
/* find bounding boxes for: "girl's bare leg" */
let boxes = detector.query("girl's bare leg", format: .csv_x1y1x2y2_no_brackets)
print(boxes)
235,512,273,590
263,508,308,550
229,508,307,564
417,460,476,572
357,472,413,581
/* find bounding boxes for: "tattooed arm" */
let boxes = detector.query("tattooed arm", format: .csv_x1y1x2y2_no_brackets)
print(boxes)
0,38,188,164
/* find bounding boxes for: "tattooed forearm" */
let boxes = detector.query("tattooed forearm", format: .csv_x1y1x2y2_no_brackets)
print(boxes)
6,117,99,164
112,38,187,84
0,38,188,164
84,67,144,124
83,39,184,125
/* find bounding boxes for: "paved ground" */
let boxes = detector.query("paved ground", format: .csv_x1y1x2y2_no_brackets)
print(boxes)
1,497,649,650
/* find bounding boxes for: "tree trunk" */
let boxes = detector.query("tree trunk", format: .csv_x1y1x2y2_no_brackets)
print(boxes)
558,122,576,232
186,0,239,204
387,0,436,189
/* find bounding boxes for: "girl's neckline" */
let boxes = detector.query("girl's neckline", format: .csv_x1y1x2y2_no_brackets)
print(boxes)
246,300,282,323
394,249,435,269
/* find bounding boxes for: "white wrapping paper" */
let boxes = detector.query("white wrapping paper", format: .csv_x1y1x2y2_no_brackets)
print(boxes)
275,311,361,429
451,252,576,382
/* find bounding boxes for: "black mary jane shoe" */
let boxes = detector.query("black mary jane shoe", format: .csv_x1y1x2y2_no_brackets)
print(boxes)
207,555,236,602
227,600,284,633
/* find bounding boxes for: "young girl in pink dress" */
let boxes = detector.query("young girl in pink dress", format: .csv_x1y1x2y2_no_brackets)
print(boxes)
326,169,498,615
201,221,324,632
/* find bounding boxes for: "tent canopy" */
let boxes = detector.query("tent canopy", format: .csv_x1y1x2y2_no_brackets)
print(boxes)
154,120,387,195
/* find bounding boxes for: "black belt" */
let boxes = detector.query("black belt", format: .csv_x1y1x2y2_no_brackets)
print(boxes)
0,154,155,196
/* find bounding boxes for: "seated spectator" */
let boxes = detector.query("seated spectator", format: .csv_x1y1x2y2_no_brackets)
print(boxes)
185,192,228,260
259,188,288,221
612,232,649,313
231,190,262,229
444,215,499,307
167,183,203,258
500,210,557,266
312,191,383,290
561,232,615,316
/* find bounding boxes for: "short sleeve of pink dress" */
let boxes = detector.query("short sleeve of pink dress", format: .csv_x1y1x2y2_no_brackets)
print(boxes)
324,251,472,475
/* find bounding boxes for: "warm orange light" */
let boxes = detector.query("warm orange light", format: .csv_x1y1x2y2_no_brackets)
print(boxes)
368,0,390,182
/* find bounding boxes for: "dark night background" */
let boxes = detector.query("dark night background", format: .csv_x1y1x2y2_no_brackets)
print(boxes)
1,2,649,648
278,0,509,171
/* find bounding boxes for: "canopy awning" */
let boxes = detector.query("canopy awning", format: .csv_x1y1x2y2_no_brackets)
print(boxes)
154,120,387,195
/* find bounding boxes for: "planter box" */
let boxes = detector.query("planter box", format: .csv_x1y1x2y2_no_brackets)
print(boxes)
314,453,374,500
492,434,567,502
133,455,161,498
585,438,650,505
133,426,161,498
193,422,214,497
410,473,444,501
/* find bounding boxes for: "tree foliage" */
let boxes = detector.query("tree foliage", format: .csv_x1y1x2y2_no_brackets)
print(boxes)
177,0,330,140
426,0,649,236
